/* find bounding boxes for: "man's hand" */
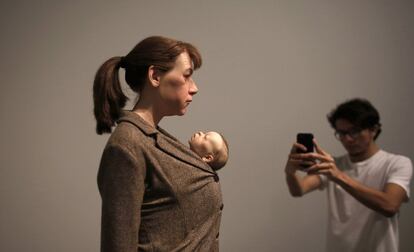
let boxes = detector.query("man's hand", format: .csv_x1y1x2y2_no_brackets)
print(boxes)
285,143,316,174
296,140,408,217
305,141,343,181
285,142,323,197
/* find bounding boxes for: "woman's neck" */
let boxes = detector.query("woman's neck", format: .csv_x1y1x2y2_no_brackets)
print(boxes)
132,98,163,128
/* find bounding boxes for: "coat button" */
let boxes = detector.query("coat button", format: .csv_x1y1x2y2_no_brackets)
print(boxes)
213,174,219,182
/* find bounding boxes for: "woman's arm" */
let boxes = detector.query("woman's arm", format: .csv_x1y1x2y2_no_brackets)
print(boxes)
98,145,146,252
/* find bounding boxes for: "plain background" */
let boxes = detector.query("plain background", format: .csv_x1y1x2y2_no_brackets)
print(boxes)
1,1,413,251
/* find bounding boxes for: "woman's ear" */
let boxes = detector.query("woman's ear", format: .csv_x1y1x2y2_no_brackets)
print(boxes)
148,65,162,87
202,154,214,163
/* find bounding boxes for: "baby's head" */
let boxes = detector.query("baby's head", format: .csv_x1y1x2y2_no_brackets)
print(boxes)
188,131,229,171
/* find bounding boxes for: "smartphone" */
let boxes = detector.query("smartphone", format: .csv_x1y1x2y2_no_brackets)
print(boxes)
296,133,314,153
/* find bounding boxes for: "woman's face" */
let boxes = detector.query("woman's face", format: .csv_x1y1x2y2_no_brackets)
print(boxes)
158,52,198,116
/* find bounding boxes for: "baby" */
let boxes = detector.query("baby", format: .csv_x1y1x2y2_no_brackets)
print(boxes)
188,131,229,171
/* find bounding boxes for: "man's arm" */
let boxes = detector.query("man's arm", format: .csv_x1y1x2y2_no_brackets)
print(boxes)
333,174,407,217
285,143,323,197
305,143,408,217
285,172,322,197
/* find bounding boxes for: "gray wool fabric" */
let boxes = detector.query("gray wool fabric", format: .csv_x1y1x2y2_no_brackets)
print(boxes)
97,111,223,252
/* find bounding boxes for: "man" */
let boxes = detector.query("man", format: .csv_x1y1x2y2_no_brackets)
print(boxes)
285,98,412,252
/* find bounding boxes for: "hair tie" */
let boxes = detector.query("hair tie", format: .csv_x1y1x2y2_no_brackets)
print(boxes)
119,56,127,69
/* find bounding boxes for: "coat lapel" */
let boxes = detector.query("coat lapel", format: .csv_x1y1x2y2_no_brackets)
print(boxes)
117,111,215,174
155,128,215,174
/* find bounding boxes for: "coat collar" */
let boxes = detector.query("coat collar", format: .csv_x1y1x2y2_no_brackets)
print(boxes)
117,111,215,174
117,110,158,136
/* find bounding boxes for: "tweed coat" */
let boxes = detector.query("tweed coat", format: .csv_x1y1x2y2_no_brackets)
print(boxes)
97,111,223,252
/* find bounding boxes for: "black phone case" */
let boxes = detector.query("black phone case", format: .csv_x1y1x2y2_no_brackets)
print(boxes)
296,133,314,153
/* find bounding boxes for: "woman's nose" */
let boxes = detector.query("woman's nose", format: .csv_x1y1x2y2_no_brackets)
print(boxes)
189,80,198,95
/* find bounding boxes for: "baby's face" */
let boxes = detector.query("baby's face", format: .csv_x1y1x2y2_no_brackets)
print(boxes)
188,131,224,160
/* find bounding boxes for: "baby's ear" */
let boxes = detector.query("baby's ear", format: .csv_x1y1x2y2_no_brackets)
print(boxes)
202,154,214,163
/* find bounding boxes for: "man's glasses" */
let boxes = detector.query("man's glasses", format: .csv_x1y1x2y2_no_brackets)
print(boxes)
334,128,363,140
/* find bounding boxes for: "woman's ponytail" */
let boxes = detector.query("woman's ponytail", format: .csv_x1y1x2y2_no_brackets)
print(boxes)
93,57,128,134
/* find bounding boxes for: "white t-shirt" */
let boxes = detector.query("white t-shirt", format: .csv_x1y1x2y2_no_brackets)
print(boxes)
320,150,412,252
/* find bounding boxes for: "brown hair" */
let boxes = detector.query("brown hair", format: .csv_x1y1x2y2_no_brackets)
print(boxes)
93,36,202,134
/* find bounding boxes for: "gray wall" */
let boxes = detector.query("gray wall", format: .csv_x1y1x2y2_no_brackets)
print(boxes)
1,1,413,251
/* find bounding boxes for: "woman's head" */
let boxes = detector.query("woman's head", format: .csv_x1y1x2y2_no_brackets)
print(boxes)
122,36,202,92
151,52,199,117
93,36,202,134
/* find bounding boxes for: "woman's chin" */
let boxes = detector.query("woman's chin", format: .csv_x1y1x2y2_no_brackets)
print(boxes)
165,108,187,116
178,108,188,116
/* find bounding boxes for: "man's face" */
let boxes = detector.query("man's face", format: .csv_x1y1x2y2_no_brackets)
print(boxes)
334,119,376,157
188,131,223,159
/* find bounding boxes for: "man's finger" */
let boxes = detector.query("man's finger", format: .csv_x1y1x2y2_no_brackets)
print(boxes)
290,142,307,154
313,139,329,156
307,162,331,173
294,152,332,163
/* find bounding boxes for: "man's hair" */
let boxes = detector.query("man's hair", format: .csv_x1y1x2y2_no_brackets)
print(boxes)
327,98,382,140
210,133,229,171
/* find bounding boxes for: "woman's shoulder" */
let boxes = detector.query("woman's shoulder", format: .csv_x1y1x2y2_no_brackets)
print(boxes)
105,118,153,157
111,111,155,140
111,121,146,142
